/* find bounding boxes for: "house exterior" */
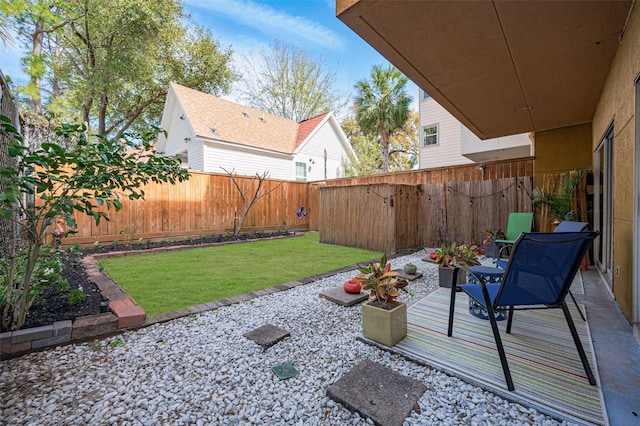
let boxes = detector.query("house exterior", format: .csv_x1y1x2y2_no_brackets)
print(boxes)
156,83,353,181
419,90,532,168
338,1,639,342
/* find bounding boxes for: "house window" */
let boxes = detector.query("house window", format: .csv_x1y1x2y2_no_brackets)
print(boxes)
422,124,439,147
295,161,307,181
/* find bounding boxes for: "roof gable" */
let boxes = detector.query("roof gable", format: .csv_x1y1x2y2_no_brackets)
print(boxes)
296,113,329,147
171,83,305,154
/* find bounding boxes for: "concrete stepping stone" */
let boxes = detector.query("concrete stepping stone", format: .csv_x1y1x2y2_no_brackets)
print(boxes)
393,269,423,281
243,324,290,349
327,359,427,426
319,287,368,306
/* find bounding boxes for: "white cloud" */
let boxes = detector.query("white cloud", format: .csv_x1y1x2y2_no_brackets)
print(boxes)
184,0,345,51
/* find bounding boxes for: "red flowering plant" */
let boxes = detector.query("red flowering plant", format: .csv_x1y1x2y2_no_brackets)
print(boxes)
354,254,409,309
433,242,481,268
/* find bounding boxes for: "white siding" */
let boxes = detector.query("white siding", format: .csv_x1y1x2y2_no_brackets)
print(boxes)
203,141,292,180
188,139,204,171
460,127,532,162
163,106,197,158
295,119,351,181
419,97,474,168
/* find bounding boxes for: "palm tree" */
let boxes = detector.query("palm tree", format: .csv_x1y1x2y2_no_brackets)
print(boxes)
354,65,411,173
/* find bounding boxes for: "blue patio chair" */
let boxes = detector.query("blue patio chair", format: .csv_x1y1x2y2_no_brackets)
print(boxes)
494,220,590,320
553,221,589,232
447,231,599,391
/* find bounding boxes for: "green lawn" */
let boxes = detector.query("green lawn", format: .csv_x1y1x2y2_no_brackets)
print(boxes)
98,232,380,316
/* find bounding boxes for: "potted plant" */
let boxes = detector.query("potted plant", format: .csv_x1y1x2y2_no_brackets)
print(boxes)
355,254,409,346
532,168,589,225
482,228,505,258
433,242,481,288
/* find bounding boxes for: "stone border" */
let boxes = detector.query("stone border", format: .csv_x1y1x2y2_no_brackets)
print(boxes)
1,243,421,359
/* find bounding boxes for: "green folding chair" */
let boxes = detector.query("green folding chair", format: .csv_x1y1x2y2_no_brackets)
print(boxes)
494,212,533,259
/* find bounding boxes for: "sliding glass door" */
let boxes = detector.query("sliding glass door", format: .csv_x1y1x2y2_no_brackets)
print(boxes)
594,124,614,289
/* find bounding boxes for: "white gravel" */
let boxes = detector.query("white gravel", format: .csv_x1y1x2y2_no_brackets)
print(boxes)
0,250,573,425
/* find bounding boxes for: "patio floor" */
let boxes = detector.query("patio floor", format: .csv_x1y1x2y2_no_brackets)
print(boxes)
577,269,640,426
385,268,640,426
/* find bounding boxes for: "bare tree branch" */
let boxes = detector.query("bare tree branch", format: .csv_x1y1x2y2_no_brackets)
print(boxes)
221,167,283,236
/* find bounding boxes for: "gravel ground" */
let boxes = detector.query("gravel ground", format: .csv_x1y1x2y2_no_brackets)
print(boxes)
0,250,572,425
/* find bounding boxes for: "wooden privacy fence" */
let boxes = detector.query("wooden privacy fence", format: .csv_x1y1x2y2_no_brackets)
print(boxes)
59,171,311,244
324,157,533,186
319,177,533,253
55,156,535,246
1,71,18,259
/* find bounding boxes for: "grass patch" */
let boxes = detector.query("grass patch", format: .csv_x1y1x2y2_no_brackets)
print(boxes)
98,232,380,316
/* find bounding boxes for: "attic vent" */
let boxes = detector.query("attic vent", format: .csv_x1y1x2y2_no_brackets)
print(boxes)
243,109,249,118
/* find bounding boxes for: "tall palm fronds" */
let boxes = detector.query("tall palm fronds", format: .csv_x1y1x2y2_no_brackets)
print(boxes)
532,168,590,220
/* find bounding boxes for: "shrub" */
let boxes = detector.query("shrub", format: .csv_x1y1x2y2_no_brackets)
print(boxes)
68,288,86,305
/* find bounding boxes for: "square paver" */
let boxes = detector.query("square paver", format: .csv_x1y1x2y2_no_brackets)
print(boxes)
327,359,427,426
243,324,290,349
319,287,369,306
393,269,423,281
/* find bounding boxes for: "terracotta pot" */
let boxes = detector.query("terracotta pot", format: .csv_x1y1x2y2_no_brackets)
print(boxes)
343,278,362,294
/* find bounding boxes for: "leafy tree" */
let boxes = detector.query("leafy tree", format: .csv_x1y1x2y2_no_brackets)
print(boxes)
388,110,419,171
0,115,189,330
5,0,238,139
239,40,343,121
354,65,412,173
340,116,381,176
1,0,74,113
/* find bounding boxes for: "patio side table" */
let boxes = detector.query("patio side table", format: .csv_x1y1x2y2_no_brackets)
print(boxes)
467,265,506,321
467,265,504,283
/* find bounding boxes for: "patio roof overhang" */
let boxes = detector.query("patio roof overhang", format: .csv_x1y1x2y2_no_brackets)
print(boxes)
337,0,633,140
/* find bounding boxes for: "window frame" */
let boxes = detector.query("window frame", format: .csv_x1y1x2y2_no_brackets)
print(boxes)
295,161,307,181
422,123,439,147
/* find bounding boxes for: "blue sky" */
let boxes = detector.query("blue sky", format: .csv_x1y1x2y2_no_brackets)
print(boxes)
0,0,418,114
183,0,418,110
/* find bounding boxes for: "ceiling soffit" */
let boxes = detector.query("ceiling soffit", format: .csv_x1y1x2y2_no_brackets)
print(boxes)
337,0,632,139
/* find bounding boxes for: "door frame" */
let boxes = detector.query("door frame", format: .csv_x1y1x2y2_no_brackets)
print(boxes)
633,73,639,341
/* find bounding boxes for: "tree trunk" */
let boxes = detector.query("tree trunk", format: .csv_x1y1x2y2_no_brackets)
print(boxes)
29,20,44,113
379,127,390,173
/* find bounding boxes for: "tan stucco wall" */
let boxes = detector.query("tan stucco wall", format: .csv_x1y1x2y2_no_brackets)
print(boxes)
592,4,639,322
533,123,593,189
532,124,593,232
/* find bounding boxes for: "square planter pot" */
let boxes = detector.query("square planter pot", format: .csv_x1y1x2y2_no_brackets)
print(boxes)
438,267,467,288
484,242,498,259
362,300,407,346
